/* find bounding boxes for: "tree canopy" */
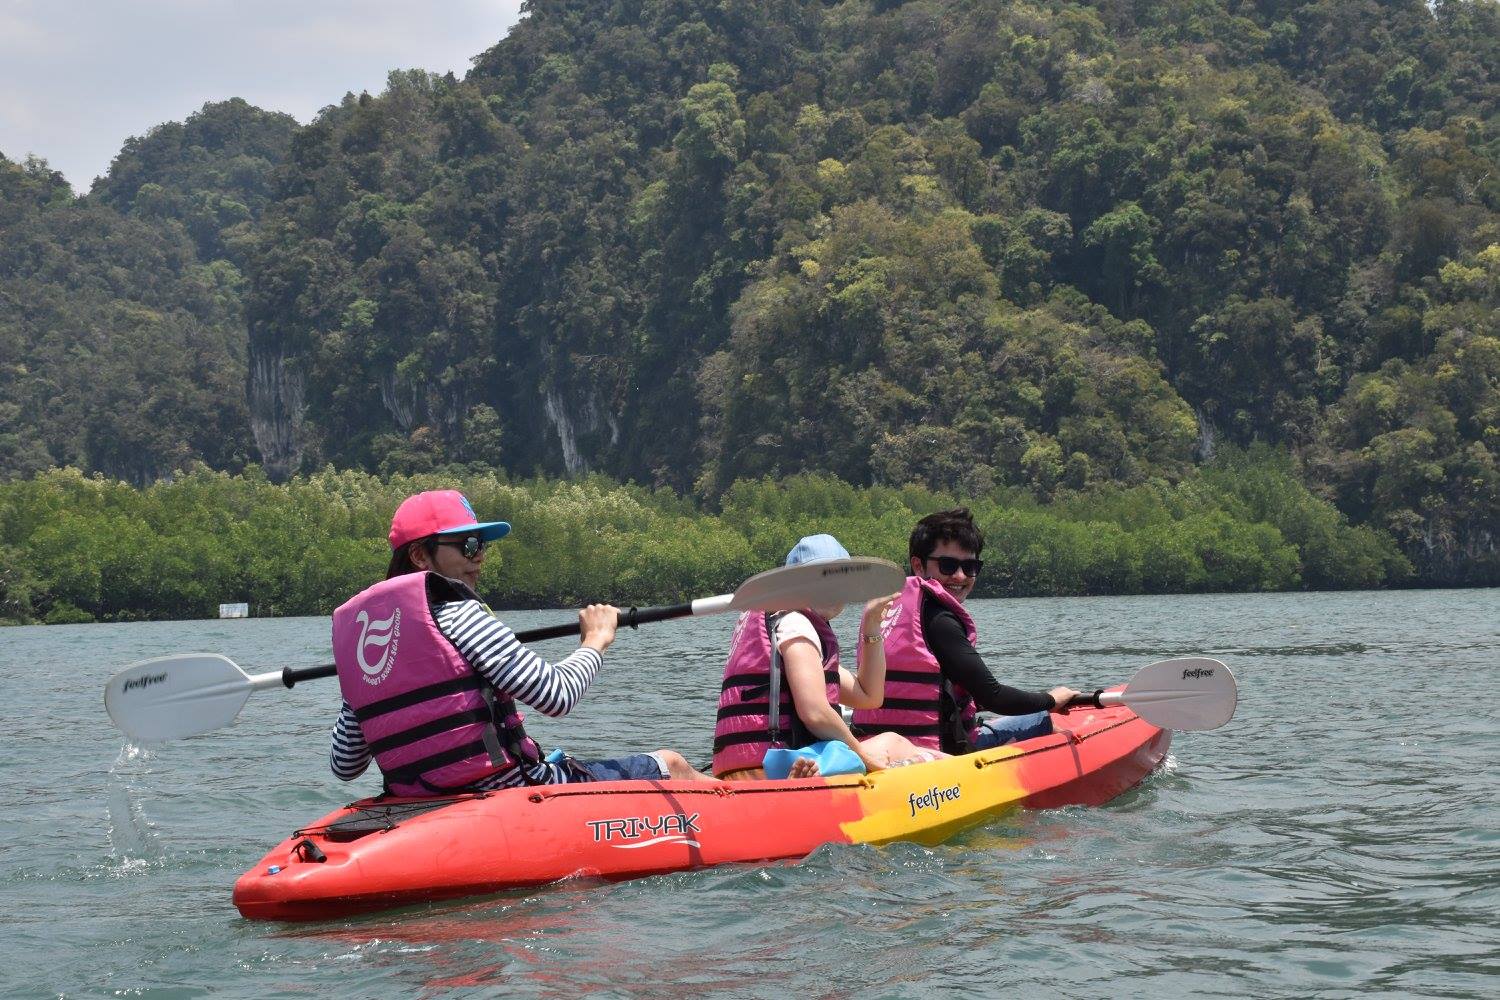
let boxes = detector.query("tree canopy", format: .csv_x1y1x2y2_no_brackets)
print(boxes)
1,1,1496,588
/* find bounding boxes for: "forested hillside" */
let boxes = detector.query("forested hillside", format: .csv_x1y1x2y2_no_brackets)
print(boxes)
1,1,1496,587
0,100,296,483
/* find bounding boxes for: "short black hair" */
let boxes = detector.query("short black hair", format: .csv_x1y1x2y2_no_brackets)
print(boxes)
908,508,984,561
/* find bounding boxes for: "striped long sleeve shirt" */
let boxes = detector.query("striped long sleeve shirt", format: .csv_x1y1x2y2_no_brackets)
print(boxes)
330,598,602,789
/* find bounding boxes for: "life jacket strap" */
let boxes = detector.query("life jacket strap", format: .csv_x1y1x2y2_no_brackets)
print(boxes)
716,700,788,719
940,677,975,755
737,666,837,703
352,674,484,723
721,671,770,690
884,669,942,684
365,706,494,758
714,729,786,752
861,721,943,738
495,711,546,786
877,696,944,712
765,613,824,750
766,613,787,748
382,738,490,786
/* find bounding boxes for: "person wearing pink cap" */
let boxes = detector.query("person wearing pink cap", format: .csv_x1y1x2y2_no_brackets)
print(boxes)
328,490,711,794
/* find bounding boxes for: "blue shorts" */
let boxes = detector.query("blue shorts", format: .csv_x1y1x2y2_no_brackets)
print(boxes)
971,711,1054,750
574,753,668,782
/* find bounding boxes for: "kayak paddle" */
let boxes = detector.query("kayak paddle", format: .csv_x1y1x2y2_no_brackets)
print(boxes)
104,556,904,743
1065,657,1237,731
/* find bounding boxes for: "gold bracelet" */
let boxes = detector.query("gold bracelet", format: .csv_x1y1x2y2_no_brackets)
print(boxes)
861,633,882,644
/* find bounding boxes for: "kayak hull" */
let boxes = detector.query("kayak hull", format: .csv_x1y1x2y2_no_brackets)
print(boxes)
234,703,1168,921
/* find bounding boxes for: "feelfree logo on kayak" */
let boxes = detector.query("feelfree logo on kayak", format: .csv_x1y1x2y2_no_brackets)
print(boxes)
909,783,962,817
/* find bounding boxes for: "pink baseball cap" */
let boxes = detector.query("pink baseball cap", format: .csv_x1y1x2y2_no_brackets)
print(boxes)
388,490,511,550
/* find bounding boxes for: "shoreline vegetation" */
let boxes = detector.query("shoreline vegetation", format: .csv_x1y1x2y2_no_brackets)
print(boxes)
1,447,1419,626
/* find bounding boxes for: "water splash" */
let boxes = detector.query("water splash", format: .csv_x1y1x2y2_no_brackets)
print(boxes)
105,742,164,870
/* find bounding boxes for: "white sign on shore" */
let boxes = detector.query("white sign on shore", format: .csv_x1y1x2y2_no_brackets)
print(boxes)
219,603,250,619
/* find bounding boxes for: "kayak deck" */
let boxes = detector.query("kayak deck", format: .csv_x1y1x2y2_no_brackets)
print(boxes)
234,702,1168,921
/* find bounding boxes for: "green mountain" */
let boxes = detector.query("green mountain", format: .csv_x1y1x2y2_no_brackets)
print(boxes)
1,1,1496,585
0,99,296,483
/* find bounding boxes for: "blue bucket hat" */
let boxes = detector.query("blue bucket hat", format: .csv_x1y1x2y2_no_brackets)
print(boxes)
785,533,850,566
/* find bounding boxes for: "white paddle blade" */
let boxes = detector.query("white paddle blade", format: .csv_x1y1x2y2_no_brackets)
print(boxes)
729,557,904,612
104,654,255,743
1118,657,1237,731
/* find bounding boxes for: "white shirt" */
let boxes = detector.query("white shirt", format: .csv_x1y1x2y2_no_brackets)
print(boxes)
773,611,823,656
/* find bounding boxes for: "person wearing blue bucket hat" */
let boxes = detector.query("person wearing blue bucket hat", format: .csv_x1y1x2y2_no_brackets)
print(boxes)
711,534,938,781
783,532,849,567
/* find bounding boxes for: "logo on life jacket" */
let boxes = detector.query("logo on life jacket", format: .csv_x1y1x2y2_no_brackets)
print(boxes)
356,607,401,685
586,812,702,849
880,600,902,638
729,612,751,650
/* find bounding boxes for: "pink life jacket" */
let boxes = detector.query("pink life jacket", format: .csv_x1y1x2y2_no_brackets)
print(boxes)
332,572,542,796
712,610,841,776
851,575,980,752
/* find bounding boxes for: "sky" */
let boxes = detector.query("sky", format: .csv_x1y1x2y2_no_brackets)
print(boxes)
0,0,526,192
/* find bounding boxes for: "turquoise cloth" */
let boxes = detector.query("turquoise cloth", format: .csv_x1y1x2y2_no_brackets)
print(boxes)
763,740,866,779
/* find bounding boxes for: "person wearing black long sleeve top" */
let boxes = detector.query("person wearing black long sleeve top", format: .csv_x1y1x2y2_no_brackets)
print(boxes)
920,598,1057,715
906,509,1080,751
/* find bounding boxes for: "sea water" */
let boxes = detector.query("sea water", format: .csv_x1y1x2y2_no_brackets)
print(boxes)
2,590,1496,997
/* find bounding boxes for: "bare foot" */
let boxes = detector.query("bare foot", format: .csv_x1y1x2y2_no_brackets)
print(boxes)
788,757,820,779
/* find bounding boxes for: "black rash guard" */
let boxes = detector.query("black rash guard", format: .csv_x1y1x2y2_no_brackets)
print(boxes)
920,596,1055,715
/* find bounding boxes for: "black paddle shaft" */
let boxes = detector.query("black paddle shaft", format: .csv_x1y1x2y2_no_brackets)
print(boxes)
278,602,697,688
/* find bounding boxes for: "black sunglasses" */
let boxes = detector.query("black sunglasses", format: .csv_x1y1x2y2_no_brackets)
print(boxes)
428,535,487,559
925,555,984,577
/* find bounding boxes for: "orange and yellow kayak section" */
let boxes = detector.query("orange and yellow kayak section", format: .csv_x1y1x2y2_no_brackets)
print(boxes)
233,701,1168,921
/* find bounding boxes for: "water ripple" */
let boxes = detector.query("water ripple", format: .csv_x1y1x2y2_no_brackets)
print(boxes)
1,591,1497,997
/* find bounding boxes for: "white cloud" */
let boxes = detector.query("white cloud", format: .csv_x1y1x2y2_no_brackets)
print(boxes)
0,0,525,190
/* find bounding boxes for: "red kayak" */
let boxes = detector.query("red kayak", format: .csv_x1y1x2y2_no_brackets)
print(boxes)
234,700,1169,921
